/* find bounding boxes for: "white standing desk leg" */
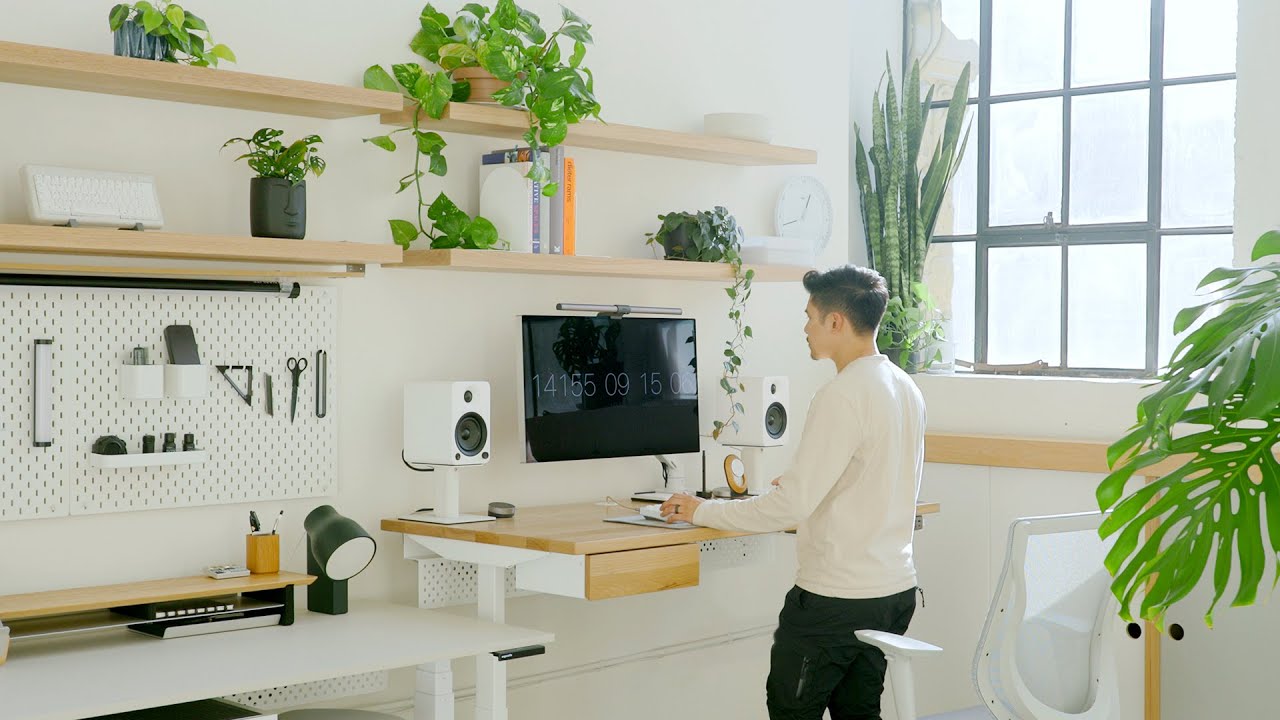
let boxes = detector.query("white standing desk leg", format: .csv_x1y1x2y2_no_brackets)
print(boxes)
415,660,455,720
475,563,508,720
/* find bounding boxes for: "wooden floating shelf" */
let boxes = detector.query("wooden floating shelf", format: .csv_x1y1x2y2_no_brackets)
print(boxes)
394,248,812,282
0,224,402,269
0,262,365,280
0,40,403,119
383,103,817,166
0,572,314,622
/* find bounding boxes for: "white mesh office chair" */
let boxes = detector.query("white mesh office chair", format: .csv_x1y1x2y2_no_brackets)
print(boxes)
858,512,1122,720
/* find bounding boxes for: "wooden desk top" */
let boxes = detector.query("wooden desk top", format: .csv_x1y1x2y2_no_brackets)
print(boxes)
382,501,942,556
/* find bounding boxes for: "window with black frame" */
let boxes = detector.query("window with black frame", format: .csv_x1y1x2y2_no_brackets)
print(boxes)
907,0,1237,376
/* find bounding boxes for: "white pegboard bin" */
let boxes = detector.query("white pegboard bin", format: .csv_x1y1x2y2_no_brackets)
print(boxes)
0,287,338,521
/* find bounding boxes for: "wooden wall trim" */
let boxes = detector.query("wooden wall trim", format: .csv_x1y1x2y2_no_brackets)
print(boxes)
925,432,1185,477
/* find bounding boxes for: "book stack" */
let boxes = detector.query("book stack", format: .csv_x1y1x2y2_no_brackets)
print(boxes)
478,146,576,254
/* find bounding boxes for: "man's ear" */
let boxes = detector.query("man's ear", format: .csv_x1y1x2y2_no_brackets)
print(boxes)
828,311,845,332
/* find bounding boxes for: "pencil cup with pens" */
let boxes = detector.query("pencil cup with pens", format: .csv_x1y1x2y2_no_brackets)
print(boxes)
246,510,283,574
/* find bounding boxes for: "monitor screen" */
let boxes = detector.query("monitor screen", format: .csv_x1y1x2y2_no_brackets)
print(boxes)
520,315,699,463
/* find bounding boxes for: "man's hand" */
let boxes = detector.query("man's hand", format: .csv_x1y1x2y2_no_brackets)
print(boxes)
660,493,704,523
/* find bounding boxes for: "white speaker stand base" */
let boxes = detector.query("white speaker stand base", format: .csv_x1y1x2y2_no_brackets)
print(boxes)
398,466,496,526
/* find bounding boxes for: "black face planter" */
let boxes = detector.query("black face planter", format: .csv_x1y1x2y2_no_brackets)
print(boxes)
250,178,307,239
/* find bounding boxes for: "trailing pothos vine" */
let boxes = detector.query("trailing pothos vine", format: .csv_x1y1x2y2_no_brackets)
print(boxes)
717,254,755,440
645,207,753,439
362,65,500,250
361,1,600,250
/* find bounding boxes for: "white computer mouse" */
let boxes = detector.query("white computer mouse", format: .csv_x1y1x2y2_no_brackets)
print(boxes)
638,504,667,521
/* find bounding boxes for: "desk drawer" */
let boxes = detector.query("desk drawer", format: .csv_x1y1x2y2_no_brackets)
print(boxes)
585,544,699,600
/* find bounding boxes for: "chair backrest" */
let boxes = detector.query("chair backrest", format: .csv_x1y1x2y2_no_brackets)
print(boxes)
973,512,1121,720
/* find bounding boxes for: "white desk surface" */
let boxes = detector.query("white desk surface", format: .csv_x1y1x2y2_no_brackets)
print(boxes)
0,600,553,720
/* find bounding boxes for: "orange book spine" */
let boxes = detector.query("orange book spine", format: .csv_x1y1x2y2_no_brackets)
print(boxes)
563,157,576,256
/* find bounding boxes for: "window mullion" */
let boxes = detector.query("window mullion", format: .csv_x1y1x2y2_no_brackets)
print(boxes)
976,0,994,365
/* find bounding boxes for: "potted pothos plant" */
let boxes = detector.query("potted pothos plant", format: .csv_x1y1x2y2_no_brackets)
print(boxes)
1099,231,1280,629
222,128,325,240
108,1,235,66
855,56,971,372
361,0,601,251
645,207,754,439
880,282,946,372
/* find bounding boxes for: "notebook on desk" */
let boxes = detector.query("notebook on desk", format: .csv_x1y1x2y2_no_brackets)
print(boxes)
605,514,696,530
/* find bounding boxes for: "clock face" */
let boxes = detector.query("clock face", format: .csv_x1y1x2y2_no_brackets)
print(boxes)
774,176,834,253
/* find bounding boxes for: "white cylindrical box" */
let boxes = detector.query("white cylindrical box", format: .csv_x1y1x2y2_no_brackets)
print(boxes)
164,364,208,398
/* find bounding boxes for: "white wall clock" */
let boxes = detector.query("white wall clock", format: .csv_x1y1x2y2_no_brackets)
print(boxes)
774,175,834,254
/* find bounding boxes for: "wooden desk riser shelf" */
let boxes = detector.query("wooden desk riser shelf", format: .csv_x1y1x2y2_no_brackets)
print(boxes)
383,102,817,166
0,572,315,622
395,248,811,282
0,40,402,119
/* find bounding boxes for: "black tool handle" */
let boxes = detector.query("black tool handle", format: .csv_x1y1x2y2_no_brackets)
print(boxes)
315,350,328,418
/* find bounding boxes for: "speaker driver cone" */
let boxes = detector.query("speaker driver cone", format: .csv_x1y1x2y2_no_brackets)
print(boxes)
765,402,787,439
455,412,488,456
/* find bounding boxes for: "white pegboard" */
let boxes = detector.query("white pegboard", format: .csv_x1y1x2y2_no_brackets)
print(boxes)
0,292,69,520
224,670,388,710
417,558,527,609
698,535,776,571
0,287,337,520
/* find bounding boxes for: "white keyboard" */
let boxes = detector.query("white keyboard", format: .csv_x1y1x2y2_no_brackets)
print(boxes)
22,165,164,229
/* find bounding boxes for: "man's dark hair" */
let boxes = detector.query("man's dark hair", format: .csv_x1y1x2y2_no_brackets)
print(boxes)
802,265,889,335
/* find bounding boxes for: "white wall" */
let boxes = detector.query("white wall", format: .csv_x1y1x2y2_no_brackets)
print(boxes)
0,1,903,718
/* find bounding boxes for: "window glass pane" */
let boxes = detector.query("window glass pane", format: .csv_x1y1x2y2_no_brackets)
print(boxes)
1159,234,1235,368
1070,90,1149,224
988,245,1061,365
1072,0,1150,87
924,241,976,364
1162,80,1235,228
910,0,980,103
991,0,1065,95
1067,243,1147,369
923,105,977,236
990,98,1063,227
1164,0,1237,79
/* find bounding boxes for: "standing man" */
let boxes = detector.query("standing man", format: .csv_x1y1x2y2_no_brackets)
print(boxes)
661,266,926,720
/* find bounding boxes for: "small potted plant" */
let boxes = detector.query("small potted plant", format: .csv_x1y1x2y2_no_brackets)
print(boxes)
645,206,755,439
878,282,945,372
109,1,235,66
222,128,325,240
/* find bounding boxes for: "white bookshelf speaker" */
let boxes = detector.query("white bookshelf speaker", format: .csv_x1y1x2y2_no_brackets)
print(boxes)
403,381,491,466
717,376,790,447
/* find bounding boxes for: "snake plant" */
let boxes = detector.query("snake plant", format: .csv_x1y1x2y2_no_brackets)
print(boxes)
854,56,971,303
1098,231,1280,628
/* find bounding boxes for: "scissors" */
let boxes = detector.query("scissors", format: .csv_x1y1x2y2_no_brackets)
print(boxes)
287,356,308,422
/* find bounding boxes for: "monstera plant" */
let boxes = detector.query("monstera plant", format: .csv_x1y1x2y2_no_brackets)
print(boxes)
1098,231,1280,628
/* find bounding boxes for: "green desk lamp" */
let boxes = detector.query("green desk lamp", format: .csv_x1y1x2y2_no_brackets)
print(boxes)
304,505,376,615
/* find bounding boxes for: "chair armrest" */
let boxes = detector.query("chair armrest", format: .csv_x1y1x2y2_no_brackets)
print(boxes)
856,629,942,658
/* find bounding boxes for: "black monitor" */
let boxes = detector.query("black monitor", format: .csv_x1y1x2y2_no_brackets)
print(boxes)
519,315,699,463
